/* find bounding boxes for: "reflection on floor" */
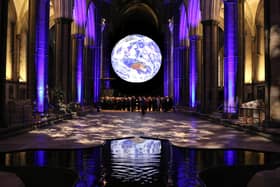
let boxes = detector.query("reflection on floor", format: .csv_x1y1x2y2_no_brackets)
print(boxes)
0,111,279,152
1,139,280,187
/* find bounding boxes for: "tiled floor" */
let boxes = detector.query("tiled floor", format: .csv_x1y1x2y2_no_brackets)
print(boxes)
0,111,279,152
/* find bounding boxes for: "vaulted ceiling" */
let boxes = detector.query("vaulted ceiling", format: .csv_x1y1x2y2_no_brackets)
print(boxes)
105,0,179,50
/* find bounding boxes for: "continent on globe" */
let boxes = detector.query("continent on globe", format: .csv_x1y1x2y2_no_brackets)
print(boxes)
111,34,162,83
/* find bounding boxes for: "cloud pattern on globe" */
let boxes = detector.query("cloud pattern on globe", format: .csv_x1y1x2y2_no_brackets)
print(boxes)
111,34,162,83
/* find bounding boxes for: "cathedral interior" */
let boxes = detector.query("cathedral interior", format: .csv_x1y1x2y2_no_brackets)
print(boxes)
0,0,280,187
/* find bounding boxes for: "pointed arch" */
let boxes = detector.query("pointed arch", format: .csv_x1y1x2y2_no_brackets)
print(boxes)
85,2,96,44
179,3,188,46
73,0,87,27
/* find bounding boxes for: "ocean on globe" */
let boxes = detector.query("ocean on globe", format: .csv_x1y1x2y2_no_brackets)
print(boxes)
111,34,162,83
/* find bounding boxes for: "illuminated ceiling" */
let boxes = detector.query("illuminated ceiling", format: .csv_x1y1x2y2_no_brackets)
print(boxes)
13,0,28,19
245,0,262,35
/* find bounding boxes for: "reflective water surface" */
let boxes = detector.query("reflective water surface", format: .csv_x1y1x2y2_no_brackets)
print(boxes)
0,138,280,187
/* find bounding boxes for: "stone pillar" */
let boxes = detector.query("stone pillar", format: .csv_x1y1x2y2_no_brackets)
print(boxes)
84,44,94,105
54,18,72,103
163,27,170,97
189,35,201,109
174,45,189,106
237,0,245,109
201,20,219,113
71,34,84,104
179,46,189,106
164,19,173,97
100,18,110,96
93,45,101,104
264,0,280,124
255,25,265,83
223,0,238,115
28,0,50,113
53,0,72,103
27,0,36,103
0,0,8,127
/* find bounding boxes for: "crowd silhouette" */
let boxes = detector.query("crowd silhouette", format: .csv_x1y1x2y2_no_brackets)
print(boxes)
98,96,174,113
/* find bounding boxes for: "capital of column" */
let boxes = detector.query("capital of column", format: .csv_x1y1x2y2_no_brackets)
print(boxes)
223,0,237,4
72,33,85,40
189,35,202,41
85,37,95,47
55,17,72,25
201,19,219,26
71,23,85,35
256,24,264,29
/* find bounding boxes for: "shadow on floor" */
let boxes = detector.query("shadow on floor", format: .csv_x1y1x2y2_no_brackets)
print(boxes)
199,164,280,187
0,166,78,187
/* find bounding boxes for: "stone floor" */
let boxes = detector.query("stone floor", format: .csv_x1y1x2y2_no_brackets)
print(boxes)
0,111,279,152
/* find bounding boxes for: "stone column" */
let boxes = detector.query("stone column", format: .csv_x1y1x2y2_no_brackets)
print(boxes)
28,0,50,113
179,46,189,106
164,19,173,97
0,0,8,127
264,0,280,124
53,0,72,103
84,45,94,105
27,0,36,103
255,25,265,83
189,35,201,109
237,0,245,109
54,18,72,103
100,18,110,96
223,0,238,115
201,20,219,113
71,0,86,104
93,45,101,104
71,33,84,104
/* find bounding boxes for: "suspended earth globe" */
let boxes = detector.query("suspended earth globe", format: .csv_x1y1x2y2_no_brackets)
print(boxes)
111,34,162,83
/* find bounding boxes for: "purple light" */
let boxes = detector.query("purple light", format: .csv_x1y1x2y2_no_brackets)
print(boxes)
76,35,84,103
174,50,179,105
86,3,96,41
179,3,188,42
224,150,236,166
187,0,201,27
94,47,100,103
224,0,238,113
189,36,197,108
105,80,110,89
35,150,46,167
164,55,169,96
164,19,173,97
173,148,197,187
73,0,87,27
35,0,50,113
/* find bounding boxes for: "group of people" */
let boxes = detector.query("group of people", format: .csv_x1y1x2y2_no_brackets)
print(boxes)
98,96,174,113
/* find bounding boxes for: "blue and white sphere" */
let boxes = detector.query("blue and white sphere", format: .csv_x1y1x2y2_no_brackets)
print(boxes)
111,34,162,83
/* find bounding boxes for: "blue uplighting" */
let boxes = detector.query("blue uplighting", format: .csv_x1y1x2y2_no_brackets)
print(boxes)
94,47,100,104
86,3,96,42
224,0,238,114
73,0,87,27
76,35,84,104
35,0,50,113
187,0,201,28
189,36,197,108
35,150,46,167
74,149,101,187
224,150,237,166
179,3,188,43
174,57,179,105
173,147,198,187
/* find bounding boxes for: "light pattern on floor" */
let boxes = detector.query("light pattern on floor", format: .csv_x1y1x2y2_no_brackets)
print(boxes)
0,112,279,152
